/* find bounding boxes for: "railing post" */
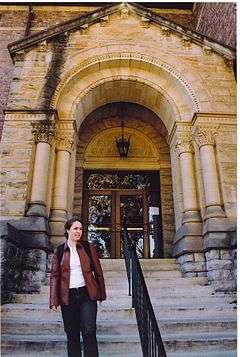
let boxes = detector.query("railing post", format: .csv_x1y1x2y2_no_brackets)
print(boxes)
121,219,167,357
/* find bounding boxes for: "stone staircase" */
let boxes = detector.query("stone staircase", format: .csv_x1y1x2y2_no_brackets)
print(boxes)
1,259,237,357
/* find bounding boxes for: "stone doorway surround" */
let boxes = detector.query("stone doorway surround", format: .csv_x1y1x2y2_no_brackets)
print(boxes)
1,2,236,293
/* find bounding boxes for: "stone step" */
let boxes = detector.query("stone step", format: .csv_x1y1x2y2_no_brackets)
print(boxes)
1,331,236,353
1,304,236,322
1,351,237,357
100,258,177,269
2,317,236,336
12,289,236,305
104,270,182,278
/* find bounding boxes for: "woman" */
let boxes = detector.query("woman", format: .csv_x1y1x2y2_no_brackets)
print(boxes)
49,217,106,357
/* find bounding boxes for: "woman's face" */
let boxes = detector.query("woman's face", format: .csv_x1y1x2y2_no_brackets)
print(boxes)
67,221,83,243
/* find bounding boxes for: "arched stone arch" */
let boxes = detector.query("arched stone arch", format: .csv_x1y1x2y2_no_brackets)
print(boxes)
50,51,206,135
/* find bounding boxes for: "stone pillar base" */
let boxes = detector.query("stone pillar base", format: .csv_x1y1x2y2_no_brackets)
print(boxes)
173,222,206,276
0,217,51,298
182,210,202,224
49,214,66,248
204,205,225,220
26,201,47,218
205,249,236,292
173,222,203,256
176,252,206,277
203,217,236,292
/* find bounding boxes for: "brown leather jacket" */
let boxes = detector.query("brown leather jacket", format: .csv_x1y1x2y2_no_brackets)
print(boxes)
49,241,106,308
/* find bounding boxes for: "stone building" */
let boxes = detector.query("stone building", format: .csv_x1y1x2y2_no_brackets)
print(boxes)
0,2,236,299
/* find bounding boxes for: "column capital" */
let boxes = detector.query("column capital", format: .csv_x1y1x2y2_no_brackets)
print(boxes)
31,120,55,145
193,126,219,148
175,133,194,156
55,133,74,153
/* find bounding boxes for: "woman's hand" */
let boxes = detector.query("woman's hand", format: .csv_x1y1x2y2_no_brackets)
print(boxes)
50,305,59,312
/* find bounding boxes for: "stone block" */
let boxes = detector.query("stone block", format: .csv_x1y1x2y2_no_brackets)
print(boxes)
21,249,47,271
220,249,232,260
184,272,197,278
197,271,207,277
205,250,220,260
194,252,205,262
207,268,233,282
20,270,46,293
206,259,233,271
181,261,206,273
177,253,194,264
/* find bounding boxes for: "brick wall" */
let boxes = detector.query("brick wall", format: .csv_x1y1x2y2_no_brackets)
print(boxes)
193,3,236,48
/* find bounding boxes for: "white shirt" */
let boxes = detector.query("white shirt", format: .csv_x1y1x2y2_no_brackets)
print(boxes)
68,242,86,289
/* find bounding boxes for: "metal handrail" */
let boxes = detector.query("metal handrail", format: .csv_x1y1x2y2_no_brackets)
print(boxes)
121,219,167,357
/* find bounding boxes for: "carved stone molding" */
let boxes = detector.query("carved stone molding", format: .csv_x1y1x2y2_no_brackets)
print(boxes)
50,51,200,112
80,24,89,34
100,15,109,27
36,41,47,53
175,133,194,156
141,17,151,28
14,51,25,62
193,126,219,148
120,6,129,19
31,120,55,145
203,46,213,56
160,26,171,37
181,36,191,48
55,133,74,153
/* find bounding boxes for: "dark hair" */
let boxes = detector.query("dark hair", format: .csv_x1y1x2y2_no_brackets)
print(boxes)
64,216,83,238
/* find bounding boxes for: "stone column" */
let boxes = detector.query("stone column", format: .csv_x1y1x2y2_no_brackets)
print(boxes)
194,126,225,220
175,135,201,224
194,126,235,291
27,120,55,217
173,133,205,277
50,133,74,246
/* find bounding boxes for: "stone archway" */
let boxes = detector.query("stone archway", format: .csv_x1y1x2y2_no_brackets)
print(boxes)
72,102,174,258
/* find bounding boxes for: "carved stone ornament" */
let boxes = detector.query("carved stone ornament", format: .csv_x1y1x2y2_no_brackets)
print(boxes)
100,15,109,27
56,134,74,153
31,120,55,145
203,46,213,56
14,50,25,62
141,17,151,28
120,6,129,19
181,36,191,48
175,134,194,156
193,126,218,148
160,26,171,37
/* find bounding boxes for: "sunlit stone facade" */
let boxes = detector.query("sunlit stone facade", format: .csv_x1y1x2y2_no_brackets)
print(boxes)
0,3,236,296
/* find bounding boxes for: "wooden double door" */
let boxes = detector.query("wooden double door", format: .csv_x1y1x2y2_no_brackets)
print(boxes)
83,189,149,258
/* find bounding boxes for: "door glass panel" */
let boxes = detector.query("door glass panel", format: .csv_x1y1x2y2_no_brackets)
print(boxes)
88,195,111,258
120,195,144,258
87,173,150,189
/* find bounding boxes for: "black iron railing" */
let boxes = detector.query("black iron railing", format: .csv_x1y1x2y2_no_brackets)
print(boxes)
121,219,167,357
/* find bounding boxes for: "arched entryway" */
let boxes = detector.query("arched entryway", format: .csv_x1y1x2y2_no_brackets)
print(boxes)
72,102,174,258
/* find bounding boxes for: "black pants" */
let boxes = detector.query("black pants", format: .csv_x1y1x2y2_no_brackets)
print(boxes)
61,287,98,357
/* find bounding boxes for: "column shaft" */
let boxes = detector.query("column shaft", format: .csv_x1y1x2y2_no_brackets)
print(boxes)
180,152,198,212
31,142,51,203
52,150,70,214
200,145,221,206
